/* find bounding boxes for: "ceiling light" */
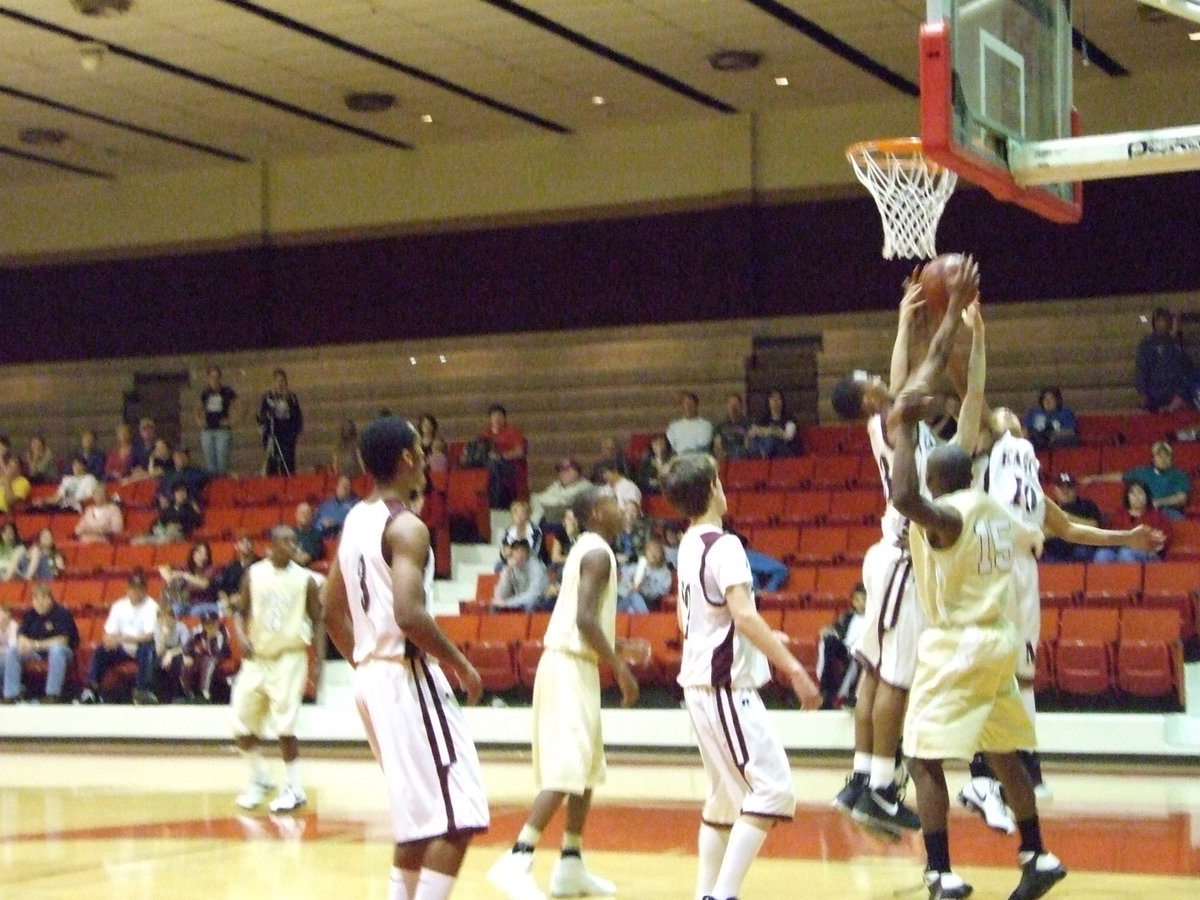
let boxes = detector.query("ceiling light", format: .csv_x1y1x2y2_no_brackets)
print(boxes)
774,76,789,86
420,113,433,123
708,49,762,72
70,0,133,16
79,42,106,73
1136,1,1200,26
344,91,396,113
591,95,606,106
1190,30,1200,39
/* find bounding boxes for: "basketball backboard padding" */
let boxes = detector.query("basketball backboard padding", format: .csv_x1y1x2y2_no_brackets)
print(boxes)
1010,124,1200,185
919,12,1082,225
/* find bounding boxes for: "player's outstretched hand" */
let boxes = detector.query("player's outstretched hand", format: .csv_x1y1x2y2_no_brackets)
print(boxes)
787,664,821,711
962,298,983,332
615,661,640,708
945,253,980,317
899,269,924,322
1129,524,1167,554
455,659,484,707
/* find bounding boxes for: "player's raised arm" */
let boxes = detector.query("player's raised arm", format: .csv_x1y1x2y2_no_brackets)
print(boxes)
575,547,638,708
899,254,979,400
888,270,925,395
953,299,987,454
891,398,963,548
387,512,482,705
1044,497,1165,554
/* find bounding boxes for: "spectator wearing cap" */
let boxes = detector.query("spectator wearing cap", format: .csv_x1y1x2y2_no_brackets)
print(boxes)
79,571,159,705
496,499,543,571
530,457,592,527
1082,440,1191,521
1042,473,1102,562
491,538,549,612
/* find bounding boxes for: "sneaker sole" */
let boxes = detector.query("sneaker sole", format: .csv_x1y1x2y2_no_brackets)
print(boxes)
1013,869,1066,900
958,793,1015,835
849,809,904,843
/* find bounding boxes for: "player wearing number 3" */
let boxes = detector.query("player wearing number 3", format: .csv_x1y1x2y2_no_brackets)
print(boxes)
229,525,323,813
323,417,489,900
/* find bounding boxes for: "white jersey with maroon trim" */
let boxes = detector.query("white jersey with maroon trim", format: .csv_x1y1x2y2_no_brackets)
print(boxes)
867,413,938,544
338,496,434,665
676,525,769,689
973,432,1046,534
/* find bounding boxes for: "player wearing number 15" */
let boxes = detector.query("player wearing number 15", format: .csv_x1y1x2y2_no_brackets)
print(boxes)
323,417,489,900
230,525,323,814
890,397,1066,900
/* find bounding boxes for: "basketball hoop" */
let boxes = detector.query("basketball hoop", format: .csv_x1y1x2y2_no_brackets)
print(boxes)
846,138,957,260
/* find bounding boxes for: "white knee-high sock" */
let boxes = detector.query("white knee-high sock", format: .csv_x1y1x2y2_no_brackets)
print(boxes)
695,822,729,900
388,866,419,900
413,868,456,900
710,819,769,900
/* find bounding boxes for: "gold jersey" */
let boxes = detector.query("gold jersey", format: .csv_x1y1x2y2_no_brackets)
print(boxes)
246,558,314,658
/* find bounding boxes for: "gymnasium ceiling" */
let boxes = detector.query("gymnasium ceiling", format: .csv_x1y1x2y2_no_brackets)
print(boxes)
0,0,1196,186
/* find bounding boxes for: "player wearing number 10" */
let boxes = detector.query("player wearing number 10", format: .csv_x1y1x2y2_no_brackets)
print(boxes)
323,417,489,900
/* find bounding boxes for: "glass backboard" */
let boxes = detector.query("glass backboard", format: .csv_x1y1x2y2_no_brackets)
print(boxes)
921,0,1082,223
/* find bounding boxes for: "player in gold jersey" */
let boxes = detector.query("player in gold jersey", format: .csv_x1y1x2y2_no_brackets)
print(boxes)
891,391,1066,900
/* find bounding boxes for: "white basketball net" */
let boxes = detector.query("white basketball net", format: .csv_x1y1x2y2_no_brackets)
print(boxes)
847,141,957,260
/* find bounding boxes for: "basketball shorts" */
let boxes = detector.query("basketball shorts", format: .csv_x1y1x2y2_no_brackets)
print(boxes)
1011,554,1040,682
902,622,1036,761
231,650,307,738
353,656,489,844
531,649,605,794
854,539,924,690
684,685,795,827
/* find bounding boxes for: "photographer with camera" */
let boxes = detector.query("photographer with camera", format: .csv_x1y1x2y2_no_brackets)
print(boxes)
257,368,303,476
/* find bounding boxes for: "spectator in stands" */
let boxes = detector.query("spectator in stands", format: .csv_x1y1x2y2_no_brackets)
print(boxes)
634,433,673,496
23,433,58,484
617,537,673,614
79,570,159,705
159,541,218,617
146,438,175,478
331,419,362,478
257,367,303,476
1023,387,1079,451
33,455,98,512
665,391,713,455
418,413,439,456
213,532,258,610
817,583,867,710
1135,306,1195,413
182,609,231,703
727,527,788,592
2,582,78,704
599,462,642,512
145,481,203,543
1082,440,1191,520
131,417,158,474
496,498,543,571
75,427,106,480
74,484,124,544
1042,473,1102,563
0,522,27,581
480,403,527,509
154,604,191,703
530,457,591,528
713,393,752,461
21,528,64,580
427,437,449,474
0,451,31,515
746,389,798,459
105,422,136,481
1091,480,1172,564
660,521,682,569
589,436,629,483
159,446,210,503
491,538,549,612
316,475,357,537
197,365,238,475
547,508,581,573
613,500,651,566
291,502,325,566
0,604,15,656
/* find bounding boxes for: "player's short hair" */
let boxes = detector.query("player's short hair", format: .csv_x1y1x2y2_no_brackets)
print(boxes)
926,444,973,494
359,416,418,480
270,525,297,543
570,485,604,530
830,374,866,421
663,453,717,519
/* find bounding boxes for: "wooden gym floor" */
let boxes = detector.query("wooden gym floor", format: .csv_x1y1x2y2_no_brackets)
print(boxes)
3,745,1199,899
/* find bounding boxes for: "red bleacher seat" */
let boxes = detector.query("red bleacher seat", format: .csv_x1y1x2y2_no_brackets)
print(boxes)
643,494,676,521
1077,481,1125,521
856,455,882,491
1117,607,1185,702
765,457,814,490
627,611,682,686
1075,414,1126,447
70,542,115,575
806,455,859,491
1140,561,1198,640
1037,563,1084,608
825,489,882,526
1055,607,1119,696
0,581,28,608
723,459,771,491
122,509,159,539
515,612,554,688
109,543,157,576
197,507,241,541
809,565,862,610
748,526,801,564
1122,413,1189,447
800,424,852,455
447,468,490,543
1100,444,1150,474
59,578,106,611
1082,562,1142,608
735,491,784,527
284,473,328,502
203,478,239,507
435,613,479,650
465,612,526,693
778,608,827,684
793,527,846,566
240,505,284,537
239,476,287,507
1168,519,1200,560
1035,607,1060,694
154,542,192,569
842,525,879,565
777,490,829,527
1048,445,1103,479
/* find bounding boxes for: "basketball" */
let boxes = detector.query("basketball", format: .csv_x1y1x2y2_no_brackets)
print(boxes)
918,252,966,321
